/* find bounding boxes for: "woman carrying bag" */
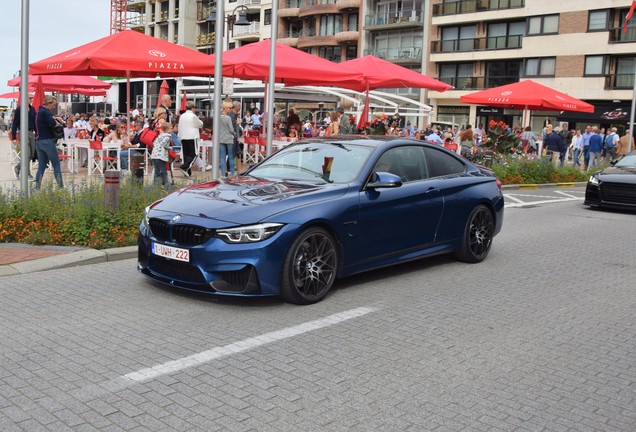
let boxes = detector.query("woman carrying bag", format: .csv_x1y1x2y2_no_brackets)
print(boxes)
34,95,64,190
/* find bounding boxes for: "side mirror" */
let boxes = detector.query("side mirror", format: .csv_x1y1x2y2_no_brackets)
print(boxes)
367,171,402,189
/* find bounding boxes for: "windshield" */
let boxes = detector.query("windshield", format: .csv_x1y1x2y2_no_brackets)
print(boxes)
615,153,636,167
248,142,373,183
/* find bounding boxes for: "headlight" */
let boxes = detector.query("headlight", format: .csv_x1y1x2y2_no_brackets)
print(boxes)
589,175,599,185
142,199,164,229
216,223,284,243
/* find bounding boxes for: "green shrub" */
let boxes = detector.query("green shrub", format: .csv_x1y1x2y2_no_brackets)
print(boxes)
0,178,169,248
491,156,596,184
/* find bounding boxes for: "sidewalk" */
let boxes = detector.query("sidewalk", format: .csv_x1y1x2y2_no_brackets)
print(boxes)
0,243,137,276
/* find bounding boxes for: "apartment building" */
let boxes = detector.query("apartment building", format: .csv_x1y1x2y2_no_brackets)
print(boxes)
428,0,636,131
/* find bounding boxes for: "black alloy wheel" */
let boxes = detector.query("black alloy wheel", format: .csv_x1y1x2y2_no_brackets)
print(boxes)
281,227,338,305
456,204,494,263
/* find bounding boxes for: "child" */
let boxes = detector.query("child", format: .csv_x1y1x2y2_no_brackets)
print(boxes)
150,122,173,187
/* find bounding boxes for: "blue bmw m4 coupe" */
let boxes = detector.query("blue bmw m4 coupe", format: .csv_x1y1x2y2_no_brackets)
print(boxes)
138,136,504,304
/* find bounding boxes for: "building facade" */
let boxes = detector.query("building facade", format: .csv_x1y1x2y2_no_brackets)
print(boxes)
428,0,636,132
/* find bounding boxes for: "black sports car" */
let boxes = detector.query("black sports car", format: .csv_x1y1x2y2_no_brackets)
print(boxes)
584,150,636,211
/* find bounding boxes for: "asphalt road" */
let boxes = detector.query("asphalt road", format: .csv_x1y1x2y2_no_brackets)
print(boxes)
1,190,635,431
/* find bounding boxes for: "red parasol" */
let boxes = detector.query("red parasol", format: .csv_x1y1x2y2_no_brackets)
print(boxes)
460,80,594,126
284,55,452,93
29,29,225,78
8,75,111,90
29,29,225,126
460,80,594,112
179,91,187,111
0,91,21,99
218,39,363,85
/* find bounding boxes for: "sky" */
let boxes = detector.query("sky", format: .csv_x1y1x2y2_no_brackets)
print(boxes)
1,0,110,106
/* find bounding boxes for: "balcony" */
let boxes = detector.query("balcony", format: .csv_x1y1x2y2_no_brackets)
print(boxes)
297,29,338,48
433,0,524,17
336,0,360,11
608,27,636,44
126,14,146,29
431,35,523,53
196,32,215,47
280,8,300,18
335,30,359,43
364,10,424,30
127,0,145,12
233,22,261,39
364,46,423,64
278,29,302,47
299,0,339,18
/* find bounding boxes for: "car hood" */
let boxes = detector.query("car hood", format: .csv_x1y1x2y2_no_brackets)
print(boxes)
597,165,636,183
151,175,347,225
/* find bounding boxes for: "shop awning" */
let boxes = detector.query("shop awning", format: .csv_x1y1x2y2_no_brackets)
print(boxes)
558,103,631,124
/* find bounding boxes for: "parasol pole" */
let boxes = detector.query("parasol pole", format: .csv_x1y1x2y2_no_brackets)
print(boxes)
628,61,636,153
126,71,131,132
19,0,30,196
211,0,225,180
265,1,279,157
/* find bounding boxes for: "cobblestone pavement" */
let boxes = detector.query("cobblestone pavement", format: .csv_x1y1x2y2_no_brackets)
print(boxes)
1,155,635,430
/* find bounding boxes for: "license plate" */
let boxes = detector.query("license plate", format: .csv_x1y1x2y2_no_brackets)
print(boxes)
152,242,190,262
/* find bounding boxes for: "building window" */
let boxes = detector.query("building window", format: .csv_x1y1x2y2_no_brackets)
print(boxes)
348,13,359,32
345,45,357,60
487,21,525,49
319,15,342,36
588,10,609,31
319,46,342,62
439,63,474,89
441,25,476,51
524,57,556,77
584,55,607,76
372,30,423,61
264,9,271,26
527,14,559,35
616,58,635,87
486,61,522,87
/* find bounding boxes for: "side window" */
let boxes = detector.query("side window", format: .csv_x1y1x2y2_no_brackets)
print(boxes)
373,146,428,182
424,147,466,178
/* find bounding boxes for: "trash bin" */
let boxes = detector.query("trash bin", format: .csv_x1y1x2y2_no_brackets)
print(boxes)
130,154,145,182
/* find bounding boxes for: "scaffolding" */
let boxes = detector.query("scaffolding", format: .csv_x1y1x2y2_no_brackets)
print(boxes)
110,0,128,34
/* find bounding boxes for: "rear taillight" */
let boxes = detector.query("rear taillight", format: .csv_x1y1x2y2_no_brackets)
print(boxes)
495,179,502,190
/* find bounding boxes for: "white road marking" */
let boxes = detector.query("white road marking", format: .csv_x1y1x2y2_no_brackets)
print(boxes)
505,197,583,208
554,190,580,199
503,194,525,204
123,306,377,383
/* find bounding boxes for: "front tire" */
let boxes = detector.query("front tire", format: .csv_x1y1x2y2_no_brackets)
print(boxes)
281,227,338,305
456,204,494,263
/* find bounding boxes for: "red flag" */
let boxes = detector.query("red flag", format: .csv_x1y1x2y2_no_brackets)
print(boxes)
624,1,636,33
180,92,187,111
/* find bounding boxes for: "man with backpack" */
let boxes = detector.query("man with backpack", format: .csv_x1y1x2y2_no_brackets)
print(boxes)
603,127,619,162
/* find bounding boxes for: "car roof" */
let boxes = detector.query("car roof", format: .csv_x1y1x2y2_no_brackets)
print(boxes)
290,135,429,148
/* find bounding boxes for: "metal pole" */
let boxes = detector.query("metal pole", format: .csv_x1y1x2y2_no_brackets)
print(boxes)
265,0,279,156
628,60,636,153
19,0,30,196
211,0,225,179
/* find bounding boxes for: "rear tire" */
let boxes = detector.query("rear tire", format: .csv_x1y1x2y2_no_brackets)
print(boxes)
456,204,494,263
281,227,338,305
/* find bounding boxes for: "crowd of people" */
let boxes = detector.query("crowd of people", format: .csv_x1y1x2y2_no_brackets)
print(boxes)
9,92,634,190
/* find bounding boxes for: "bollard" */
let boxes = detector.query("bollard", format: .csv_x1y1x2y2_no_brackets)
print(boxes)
130,154,145,183
104,170,120,211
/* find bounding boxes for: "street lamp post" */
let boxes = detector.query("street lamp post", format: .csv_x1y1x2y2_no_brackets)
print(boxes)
207,4,250,179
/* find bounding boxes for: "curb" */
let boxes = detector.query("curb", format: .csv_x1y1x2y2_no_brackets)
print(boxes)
501,182,587,190
0,246,137,277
